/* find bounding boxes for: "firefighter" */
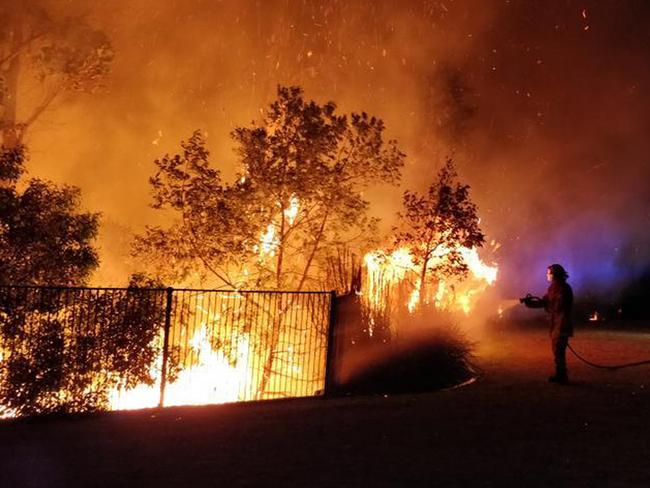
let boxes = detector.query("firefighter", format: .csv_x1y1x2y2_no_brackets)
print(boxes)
521,264,574,384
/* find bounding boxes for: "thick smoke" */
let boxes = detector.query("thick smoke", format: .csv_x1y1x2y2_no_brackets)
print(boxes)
12,0,650,300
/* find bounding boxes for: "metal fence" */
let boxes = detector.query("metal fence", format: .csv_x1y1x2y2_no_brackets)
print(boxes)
0,286,334,417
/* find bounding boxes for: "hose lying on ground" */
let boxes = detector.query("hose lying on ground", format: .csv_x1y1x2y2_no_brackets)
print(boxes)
567,343,650,370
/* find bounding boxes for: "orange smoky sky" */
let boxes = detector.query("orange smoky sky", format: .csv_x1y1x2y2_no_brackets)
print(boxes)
11,0,650,294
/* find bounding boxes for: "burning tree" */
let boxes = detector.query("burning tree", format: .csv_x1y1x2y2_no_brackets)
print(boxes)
333,160,492,395
135,85,404,290
363,158,493,325
134,85,405,398
393,158,485,311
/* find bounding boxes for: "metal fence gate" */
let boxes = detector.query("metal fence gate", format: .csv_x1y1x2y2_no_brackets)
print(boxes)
0,286,334,417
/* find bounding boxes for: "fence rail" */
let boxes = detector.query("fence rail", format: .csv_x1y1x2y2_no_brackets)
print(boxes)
0,286,334,418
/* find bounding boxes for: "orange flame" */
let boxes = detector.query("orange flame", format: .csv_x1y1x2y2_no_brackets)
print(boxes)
108,328,252,410
363,244,498,316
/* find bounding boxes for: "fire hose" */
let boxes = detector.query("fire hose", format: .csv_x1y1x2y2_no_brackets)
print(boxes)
566,343,650,370
520,294,650,370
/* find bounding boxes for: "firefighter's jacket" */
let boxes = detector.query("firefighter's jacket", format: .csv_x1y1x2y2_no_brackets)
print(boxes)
522,280,573,339
542,281,574,339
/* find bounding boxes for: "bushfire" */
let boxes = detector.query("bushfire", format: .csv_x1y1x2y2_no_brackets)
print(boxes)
105,290,327,412
363,244,498,316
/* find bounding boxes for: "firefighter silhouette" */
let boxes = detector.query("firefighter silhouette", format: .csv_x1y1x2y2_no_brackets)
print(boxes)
521,264,573,384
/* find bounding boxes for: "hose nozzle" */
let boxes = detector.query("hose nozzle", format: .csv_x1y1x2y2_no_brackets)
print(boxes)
520,293,543,308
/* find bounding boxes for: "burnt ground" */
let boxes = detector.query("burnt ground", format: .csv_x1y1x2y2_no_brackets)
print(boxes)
1,325,649,488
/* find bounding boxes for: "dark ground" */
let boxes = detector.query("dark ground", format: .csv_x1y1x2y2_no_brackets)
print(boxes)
1,325,649,488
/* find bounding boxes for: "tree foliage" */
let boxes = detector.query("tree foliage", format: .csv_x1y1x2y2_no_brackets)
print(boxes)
0,280,167,417
135,85,405,291
0,1,114,147
393,158,485,305
0,2,106,286
0,145,99,286
134,86,405,398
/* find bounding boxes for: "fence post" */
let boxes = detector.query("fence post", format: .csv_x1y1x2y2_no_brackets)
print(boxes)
158,287,173,408
324,290,338,396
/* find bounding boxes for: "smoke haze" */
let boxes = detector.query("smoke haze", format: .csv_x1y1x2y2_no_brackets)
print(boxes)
10,0,650,298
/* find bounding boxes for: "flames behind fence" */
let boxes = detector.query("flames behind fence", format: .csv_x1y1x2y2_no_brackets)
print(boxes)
362,245,498,324
0,286,332,418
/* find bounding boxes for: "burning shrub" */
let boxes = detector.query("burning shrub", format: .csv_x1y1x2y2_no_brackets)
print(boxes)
330,284,476,395
333,306,476,395
0,286,167,418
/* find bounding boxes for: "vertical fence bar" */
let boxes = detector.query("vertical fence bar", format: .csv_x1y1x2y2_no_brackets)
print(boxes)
158,287,174,408
324,290,338,396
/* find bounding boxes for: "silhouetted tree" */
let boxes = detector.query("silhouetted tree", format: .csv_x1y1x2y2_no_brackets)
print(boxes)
134,85,405,398
0,1,113,154
0,277,168,417
135,86,404,290
0,146,99,286
393,158,485,309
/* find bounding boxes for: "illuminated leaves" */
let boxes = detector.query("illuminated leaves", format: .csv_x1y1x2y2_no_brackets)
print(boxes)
135,130,261,287
138,86,405,291
231,86,405,289
394,158,485,290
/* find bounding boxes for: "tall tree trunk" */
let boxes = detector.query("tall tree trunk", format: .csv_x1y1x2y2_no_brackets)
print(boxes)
258,208,288,399
418,257,429,310
257,209,328,399
275,210,286,289
1,11,22,150
1,12,23,189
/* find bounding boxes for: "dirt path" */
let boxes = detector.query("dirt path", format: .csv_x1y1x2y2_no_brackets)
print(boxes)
1,326,649,487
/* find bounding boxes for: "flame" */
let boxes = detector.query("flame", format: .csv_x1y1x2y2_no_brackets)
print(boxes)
284,195,299,225
364,248,413,303
255,195,299,258
458,247,498,285
259,223,278,257
408,278,421,313
0,349,18,419
107,292,320,412
363,244,498,316
108,327,252,410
